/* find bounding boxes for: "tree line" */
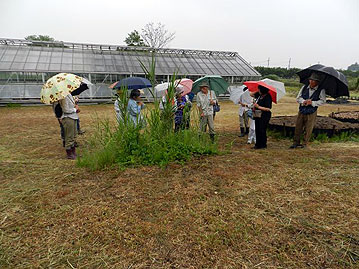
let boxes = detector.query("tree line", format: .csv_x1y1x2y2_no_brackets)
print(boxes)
255,66,359,79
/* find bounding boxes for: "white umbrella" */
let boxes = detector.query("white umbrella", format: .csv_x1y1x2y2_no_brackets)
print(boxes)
261,78,286,102
82,78,93,86
229,85,246,104
154,82,184,98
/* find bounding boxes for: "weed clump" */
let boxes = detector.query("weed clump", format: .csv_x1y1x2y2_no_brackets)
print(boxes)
78,54,218,170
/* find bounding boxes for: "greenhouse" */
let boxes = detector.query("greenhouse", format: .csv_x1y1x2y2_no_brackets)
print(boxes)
0,38,260,103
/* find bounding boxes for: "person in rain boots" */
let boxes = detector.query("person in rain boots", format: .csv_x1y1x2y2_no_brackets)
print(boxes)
289,72,326,149
238,87,251,137
196,82,217,142
247,91,257,144
59,93,80,159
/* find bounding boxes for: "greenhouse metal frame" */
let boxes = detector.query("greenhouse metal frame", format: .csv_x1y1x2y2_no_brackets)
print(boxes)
0,38,260,103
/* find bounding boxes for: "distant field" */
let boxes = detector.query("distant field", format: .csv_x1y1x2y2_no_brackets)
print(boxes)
1,98,359,268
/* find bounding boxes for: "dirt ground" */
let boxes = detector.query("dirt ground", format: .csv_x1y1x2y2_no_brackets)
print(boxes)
1,97,359,268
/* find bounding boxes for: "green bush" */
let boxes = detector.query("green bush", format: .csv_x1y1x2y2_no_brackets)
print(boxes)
348,77,359,91
78,110,218,170
6,103,21,108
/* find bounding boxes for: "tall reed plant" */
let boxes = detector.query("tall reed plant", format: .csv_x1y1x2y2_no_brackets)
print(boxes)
78,52,218,170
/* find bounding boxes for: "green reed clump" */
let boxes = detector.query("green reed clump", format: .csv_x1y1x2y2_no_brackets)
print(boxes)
78,52,218,170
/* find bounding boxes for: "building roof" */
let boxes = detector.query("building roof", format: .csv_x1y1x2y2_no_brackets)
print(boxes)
0,38,260,77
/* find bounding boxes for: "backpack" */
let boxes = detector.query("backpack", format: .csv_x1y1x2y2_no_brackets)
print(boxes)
53,102,63,118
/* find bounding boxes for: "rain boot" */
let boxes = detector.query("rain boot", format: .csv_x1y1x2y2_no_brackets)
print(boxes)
66,149,75,160
71,146,77,159
239,127,245,137
210,134,215,143
245,127,249,134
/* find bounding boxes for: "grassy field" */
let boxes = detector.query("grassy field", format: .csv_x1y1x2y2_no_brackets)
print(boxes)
1,97,359,268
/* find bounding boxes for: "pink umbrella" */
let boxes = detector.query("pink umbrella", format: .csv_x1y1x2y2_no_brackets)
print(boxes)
109,81,118,89
175,78,193,96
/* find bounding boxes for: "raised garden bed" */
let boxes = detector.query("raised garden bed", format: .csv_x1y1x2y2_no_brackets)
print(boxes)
269,115,359,137
329,111,359,124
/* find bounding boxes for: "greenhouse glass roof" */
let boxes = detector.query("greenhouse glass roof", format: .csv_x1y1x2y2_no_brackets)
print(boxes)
0,38,260,77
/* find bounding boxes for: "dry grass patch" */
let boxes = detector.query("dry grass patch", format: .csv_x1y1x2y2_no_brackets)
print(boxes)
1,99,359,268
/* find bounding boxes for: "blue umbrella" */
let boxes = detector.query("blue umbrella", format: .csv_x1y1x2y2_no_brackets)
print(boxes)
113,77,152,90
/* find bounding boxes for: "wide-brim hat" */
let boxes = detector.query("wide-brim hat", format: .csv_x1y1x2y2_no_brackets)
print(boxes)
309,72,323,82
199,82,210,88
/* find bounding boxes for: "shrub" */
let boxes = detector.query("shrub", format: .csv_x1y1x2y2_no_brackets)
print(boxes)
6,103,21,108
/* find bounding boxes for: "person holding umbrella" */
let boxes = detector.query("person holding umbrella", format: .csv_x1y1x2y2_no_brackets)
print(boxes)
59,93,80,159
247,91,257,145
253,85,272,149
196,82,217,142
290,72,326,149
238,87,251,137
127,89,146,127
174,91,191,132
41,73,90,159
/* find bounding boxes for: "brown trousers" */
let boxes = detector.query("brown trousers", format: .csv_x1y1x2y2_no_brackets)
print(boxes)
293,111,317,145
62,117,77,150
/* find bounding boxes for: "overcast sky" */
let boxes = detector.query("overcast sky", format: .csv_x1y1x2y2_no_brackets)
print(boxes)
0,0,358,69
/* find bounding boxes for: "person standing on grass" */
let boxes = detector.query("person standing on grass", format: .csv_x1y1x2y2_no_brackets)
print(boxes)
127,89,146,127
290,72,326,149
59,93,80,159
247,91,257,144
253,85,272,149
196,82,217,142
238,87,251,137
174,92,191,132
185,91,195,129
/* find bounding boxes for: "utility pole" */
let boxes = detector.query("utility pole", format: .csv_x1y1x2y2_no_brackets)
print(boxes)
267,57,270,67
288,57,291,69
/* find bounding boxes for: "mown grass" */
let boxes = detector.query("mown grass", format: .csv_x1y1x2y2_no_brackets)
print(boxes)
0,99,359,268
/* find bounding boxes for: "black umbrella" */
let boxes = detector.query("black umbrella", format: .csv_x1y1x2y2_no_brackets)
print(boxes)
71,83,89,96
297,64,349,98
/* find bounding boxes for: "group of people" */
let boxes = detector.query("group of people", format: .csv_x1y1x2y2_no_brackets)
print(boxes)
115,87,197,132
56,72,326,159
237,72,326,149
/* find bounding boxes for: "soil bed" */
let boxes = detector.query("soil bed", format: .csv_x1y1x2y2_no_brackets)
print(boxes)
329,111,359,123
269,115,359,137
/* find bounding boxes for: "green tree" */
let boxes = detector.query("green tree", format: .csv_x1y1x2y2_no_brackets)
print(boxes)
25,35,56,42
254,66,301,79
124,30,147,47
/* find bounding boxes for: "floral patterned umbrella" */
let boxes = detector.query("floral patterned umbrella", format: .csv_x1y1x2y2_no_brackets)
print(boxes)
40,73,87,104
